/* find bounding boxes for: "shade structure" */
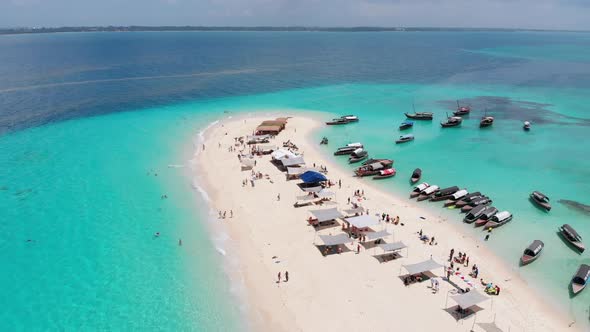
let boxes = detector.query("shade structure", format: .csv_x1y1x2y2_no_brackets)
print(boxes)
402,258,444,275
364,230,391,241
477,322,504,332
240,159,255,167
344,207,365,215
450,290,489,309
318,233,351,246
287,167,306,175
346,215,379,228
380,241,407,252
300,171,328,184
309,208,344,222
271,149,297,160
281,156,306,167
303,186,323,193
316,190,335,198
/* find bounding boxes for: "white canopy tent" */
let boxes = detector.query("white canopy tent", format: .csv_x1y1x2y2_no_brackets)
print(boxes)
281,156,306,167
380,241,407,252
364,230,391,241
271,149,298,160
318,233,351,246
303,186,323,193
309,208,344,222
344,207,365,215
401,258,444,275
346,215,380,228
450,290,489,309
316,190,335,198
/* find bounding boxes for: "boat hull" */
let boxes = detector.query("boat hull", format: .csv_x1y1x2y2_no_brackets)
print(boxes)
349,156,368,163
530,196,551,211
404,113,433,120
417,194,434,202
521,254,540,266
571,283,586,295
373,174,395,180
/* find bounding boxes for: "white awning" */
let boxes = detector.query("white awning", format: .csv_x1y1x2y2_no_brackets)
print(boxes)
309,208,344,222
402,259,444,275
287,167,306,175
271,149,297,160
364,230,391,241
316,190,335,198
380,241,407,252
303,186,323,193
281,156,306,167
318,233,351,246
346,215,379,228
344,207,365,215
450,290,489,309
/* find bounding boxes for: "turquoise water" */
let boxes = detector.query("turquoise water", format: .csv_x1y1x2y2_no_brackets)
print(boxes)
1,31,590,330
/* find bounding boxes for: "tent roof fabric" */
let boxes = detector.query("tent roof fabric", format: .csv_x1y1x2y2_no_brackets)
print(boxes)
346,215,379,228
380,241,407,252
271,149,297,160
450,290,489,309
300,171,328,184
287,167,306,175
309,208,344,222
256,125,282,132
316,190,335,198
281,156,306,167
319,233,351,246
364,230,391,241
477,322,504,332
303,186,323,192
402,258,444,275
344,207,365,215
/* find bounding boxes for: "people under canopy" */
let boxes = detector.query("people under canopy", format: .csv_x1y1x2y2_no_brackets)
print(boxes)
318,233,351,246
345,214,379,228
309,207,344,223
380,241,407,252
449,289,490,317
271,149,298,160
300,170,328,184
363,230,391,242
281,156,306,167
401,258,444,284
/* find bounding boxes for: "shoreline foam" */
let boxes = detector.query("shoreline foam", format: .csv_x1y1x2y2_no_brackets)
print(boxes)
193,114,577,332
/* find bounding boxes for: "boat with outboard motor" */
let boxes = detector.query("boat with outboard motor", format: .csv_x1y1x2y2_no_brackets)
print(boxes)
484,211,512,228
430,186,460,202
530,191,551,211
443,190,470,207
463,205,488,224
474,206,498,227
348,149,368,163
326,115,359,125
410,182,430,198
373,168,396,179
399,120,414,130
571,264,589,295
410,168,422,184
559,224,585,253
417,185,440,201
521,240,544,265
396,134,415,144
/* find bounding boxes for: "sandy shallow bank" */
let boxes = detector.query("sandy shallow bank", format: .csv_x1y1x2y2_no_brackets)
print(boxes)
194,114,575,332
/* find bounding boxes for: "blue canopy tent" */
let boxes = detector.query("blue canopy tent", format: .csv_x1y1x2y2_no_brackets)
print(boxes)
300,171,327,184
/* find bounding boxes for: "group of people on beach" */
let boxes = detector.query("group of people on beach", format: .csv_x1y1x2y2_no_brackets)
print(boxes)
218,210,233,219
277,271,289,283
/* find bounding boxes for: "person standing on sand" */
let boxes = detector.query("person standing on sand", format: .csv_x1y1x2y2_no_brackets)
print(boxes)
338,179,341,189
230,210,233,218
277,193,280,201
357,244,361,254
285,271,289,282
449,248,454,261
277,272,281,283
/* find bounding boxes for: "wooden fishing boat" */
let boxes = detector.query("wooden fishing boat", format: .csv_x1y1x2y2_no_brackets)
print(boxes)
474,206,498,227
410,168,422,184
441,115,462,128
521,240,544,265
430,186,460,201
395,134,415,144
559,224,585,253
443,189,469,207
571,264,590,295
479,116,494,128
348,149,368,163
523,121,531,131
399,120,414,130
463,205,488,224
404,112,433,120
417,185,440,201
334,143,363,155
461,197,492,212
453,100,471,116
484,211,513,228
355,159,394,177
455,193,483,208
373,168,396,179
530,191,551,211
410,182,430,198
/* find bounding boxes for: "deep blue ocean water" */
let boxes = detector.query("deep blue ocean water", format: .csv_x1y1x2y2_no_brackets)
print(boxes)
1,31,589,330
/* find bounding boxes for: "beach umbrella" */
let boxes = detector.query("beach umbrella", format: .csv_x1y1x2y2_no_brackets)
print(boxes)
300,171,327,184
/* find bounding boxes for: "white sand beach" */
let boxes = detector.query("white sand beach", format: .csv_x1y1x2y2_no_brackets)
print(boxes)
193,114,576,332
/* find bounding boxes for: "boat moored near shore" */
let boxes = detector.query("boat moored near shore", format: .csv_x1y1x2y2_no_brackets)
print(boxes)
461,196,492,212
326,115,359,125
334,142,363,155
484,211,513,228
463,204,488,223
430,186,459,201
410,182,430,198
354,159,394,177
559,224,585,253
410,168,422,184
417,185,440,201
571,264,589,295
455,192,483,208
396,134,415,144
404,112,433,120
443,189,469,207
373,168,396,179
474,206,498,227
399,120,414,130
348,148,368,163
521,240,544,265
530,191,551,211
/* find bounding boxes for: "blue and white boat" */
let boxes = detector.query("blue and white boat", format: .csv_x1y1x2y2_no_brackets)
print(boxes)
395,134,414,144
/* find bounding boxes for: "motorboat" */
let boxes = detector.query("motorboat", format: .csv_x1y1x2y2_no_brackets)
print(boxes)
521,240,544,265
396,134,415,144
484,211,513,228
559,224,585,253
571,264,590,295
326,115,359,125
348,149,368,163
463,205,488,224
410,168,422,184
454,100,471,116
373,168,396,179
443,190,469,207
530,191,551,211
326,118,349,125
404,112,433,120
479,116,494,128
417,185,440,201
334,143,363,155
523,121,531,131
362,158,387,166
399,120,414,130
474,206,498,227
355,159,394,177
341,115,359,122
430,186,460,202
410,182,430,198
461,197,492,212
441,115,462,128
454,192,483,208
320,137,328,145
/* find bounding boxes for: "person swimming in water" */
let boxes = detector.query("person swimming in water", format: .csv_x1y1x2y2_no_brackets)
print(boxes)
154,232,160,237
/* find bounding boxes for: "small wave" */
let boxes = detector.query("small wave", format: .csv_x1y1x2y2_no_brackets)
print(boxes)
167,164,185,168
216,247,227,256
191,179,211,203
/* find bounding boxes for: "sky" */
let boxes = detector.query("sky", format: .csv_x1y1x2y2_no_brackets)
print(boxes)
1,0,590,30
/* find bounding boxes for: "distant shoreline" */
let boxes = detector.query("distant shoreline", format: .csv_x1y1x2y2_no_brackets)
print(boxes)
2,26,590,36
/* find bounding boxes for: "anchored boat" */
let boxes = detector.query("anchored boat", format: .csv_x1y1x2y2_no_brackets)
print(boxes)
373,168,396,179
410,182,430,198
463,204,488,224
571,264,589,295
484,211,513,228
521,240,544,265
399,120,414,130
417,185,440,201
430,186,460,202
559,224,585,253
348,148,368,163
474,206,498,227
410,168,422,184
396,134,415,144
530,191,551,211
443,190,469,207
